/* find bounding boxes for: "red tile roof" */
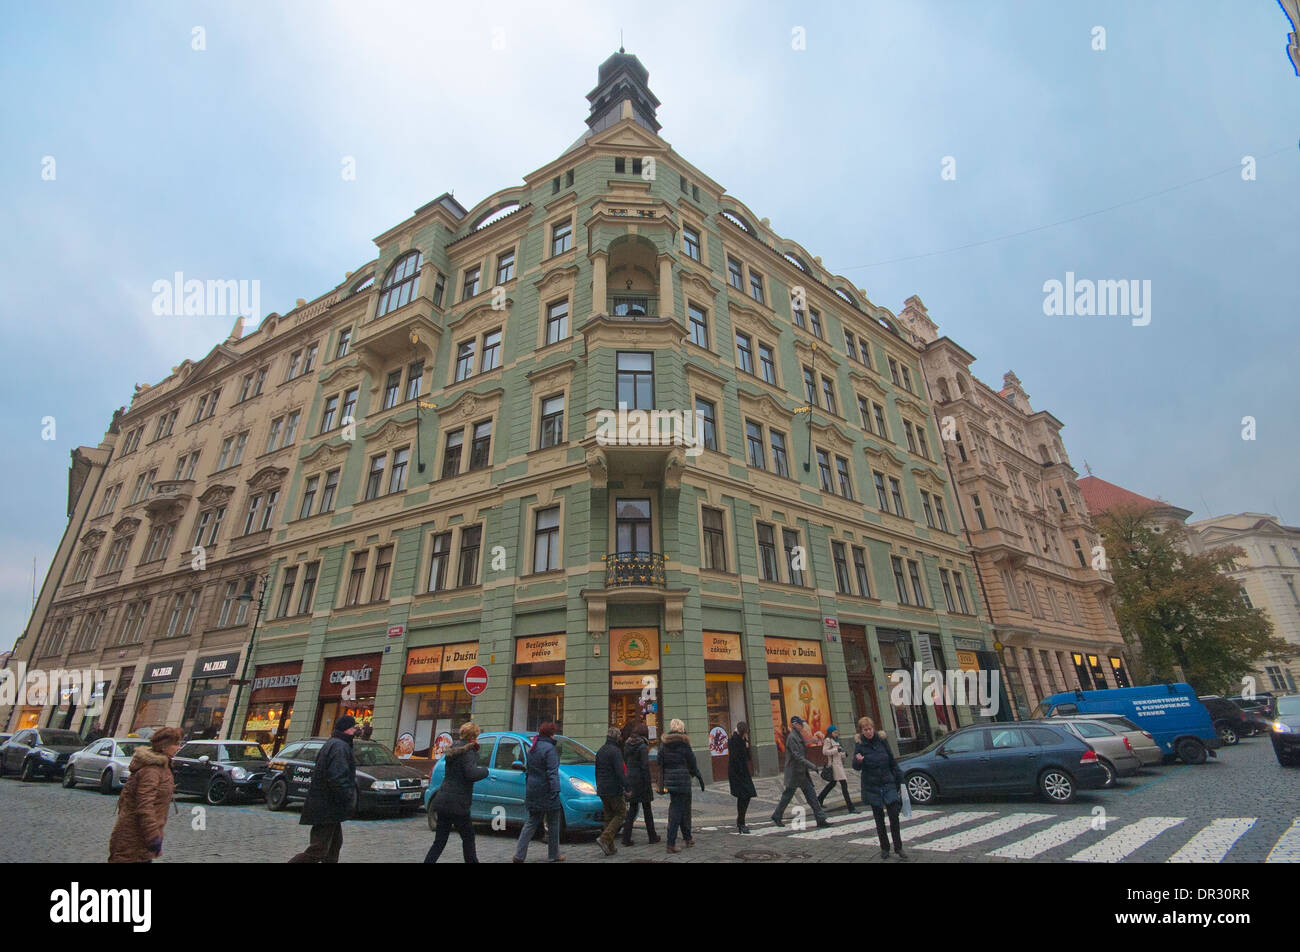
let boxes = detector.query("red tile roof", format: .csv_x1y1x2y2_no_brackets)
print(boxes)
1076,475,1162,515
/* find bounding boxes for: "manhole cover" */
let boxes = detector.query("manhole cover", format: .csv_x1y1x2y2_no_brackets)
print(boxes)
784,851,812,860
734,849,781,861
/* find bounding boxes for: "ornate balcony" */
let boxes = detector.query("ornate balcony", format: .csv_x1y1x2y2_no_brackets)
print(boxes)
604,551,667,588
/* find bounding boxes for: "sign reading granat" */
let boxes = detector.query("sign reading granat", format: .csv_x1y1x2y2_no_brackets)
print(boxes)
763,638,823,665
328,666,374,685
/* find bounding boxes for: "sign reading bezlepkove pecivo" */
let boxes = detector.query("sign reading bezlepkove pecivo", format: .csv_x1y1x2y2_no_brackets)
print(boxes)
0,665,108,717
595,404,707,457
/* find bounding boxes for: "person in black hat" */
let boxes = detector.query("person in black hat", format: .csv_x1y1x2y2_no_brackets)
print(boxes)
289,715,359,863
770,716,830,828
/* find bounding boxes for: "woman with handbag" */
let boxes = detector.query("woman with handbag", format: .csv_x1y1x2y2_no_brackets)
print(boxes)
851,716,906,860
816,725,856,812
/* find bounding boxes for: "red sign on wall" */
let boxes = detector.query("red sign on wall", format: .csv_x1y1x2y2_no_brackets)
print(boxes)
463,664,489,696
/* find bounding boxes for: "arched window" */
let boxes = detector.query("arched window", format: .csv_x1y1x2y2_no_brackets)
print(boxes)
937,379,952,403
376,251,423,317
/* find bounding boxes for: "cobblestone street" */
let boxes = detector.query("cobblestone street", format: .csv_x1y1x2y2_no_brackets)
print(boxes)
2,735,1295,864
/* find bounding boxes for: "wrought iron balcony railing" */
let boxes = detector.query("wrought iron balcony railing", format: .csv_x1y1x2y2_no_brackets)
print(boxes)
604,551,667,588
606,295,660,318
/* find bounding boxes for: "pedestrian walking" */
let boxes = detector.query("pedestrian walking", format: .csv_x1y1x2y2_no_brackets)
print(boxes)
770,716,830,828
595,726,629,855
658,718,704,854
852,716,906,860
288,715,359,863
424,721,489,863
107,726,182,863
513,721,564,863
620,722,659,845
727,721,757,833
816,725,856,813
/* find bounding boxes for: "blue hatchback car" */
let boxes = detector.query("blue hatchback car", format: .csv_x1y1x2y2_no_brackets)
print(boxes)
423,731,603,840
1031,683,1223,764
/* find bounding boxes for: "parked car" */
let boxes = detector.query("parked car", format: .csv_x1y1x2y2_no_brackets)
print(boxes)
170,740,269,805
1228,694,1276,735
0,733,10,747
1270,695,1300,766
422,731,603,840
261,738,428,815
1032,683,1222,764
900,722,1109,806
0,728,87,781
62,737,151,793
1025,717,1141,786
1198,695,1251,745
1065,714,1164,766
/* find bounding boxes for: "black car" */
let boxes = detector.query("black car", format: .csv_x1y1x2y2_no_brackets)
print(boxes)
170,740,269,805
261,738,428,816
1228,694,1276,735
0,728,87,781
1270,695,1300,766
1198,695,1251,745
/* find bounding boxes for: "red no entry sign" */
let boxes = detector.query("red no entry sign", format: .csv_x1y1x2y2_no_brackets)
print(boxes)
463,664,489,696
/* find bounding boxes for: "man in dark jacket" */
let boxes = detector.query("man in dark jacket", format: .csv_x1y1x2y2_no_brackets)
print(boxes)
620,724,658,845
288,715,358,863
594,727,629,855
770,716,830,828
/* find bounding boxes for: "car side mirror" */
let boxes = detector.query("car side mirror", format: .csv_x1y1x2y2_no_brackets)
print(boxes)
197,755,210,763
936,749,948,758
512,760,525,771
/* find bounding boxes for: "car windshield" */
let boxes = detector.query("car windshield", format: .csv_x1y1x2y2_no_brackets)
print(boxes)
552,736,597,765
353,743,401,766
1276,696,1300,717
1099,716,1141,731
116,741,149,757
222,744,267,761
40,731,83,746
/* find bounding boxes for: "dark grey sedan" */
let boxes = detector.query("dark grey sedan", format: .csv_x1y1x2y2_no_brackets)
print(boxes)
0,728,87,781
899,723,1110,805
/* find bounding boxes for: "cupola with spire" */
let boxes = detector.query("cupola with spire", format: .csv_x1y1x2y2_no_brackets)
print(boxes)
586,48,661,135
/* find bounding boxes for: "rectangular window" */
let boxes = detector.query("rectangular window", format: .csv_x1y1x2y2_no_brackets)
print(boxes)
835,456,853,499
816,449,833,492
758,343,777,384
873,471,889,511
757,523,779,582
303,345,318,374
565,169,574,187
299,475,319,519
539,394,565,448
858,396,872,431
428,532,451,592
433,273,445,307
533,507,560,573
335,328,351,360
614,156,625,173
688,304,709,349
901,366,913,393
770,429,790,478
953,571,970,613
745,420,766,469
546,300,569,344
904,421,918,454
320,470,339,512
735,332,754,374
276,568,297,618
389,447,409,493
344,551,367,606
749,269,765,304
873,403,888,439
364,455,386,500
940,569,957,612
632,158,642,176
551,219,572,255
469,420,492,470
702,507,727,571
458,525,483,587
844,329,856,360
727,257,743,290
296,562,319,615
1055,488,1068,513
496,250,515,285
889,477,906,517
462,265,481,301
972,494,987,530
809,308,823,339
1073,539,1087,568
683,225,701,261
888,358,901,386
614,498,652,553
480,329,502,372
696,398,717,451
921,491,936,528
371,545,393,602
852,546,870,598
783,528,805,586
616,352,654,409
821,376,837,415
803,367,817,405
442,429,463,478
916,427,929,460
383,370,401,410
858,338,872,368
891,556,909,605
454,340,475,382
933,497,949,532
405,361,424,402
243,494,263,535
832,542,851,594
320,396,339,433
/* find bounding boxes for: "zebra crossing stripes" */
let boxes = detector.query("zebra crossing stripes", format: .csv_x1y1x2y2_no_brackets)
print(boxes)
1166,818,1256,863
746,813,860,836
912,813,1052,852
1067,817,1185,862
847,810,995,846
987,817,1103,859
791,810,937,840
1265,818,1300,863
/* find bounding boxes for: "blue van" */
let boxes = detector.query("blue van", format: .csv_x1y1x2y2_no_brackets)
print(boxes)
1031,683,1222,764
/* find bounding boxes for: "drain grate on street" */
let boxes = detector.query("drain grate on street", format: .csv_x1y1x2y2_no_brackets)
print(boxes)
734,848,781,861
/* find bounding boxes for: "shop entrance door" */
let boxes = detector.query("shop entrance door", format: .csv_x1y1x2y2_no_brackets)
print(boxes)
841,625,882,732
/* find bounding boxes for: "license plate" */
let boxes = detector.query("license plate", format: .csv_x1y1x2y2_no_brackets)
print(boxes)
401,792,420,800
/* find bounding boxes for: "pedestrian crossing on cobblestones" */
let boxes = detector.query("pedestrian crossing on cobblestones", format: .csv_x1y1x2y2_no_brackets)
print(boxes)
711,808,1300,863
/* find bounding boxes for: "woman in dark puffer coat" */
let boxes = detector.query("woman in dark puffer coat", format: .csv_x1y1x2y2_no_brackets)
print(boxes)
424,722,489,863
851,715,906,860
658,718,704,854
727,721,757,833
620,722,659,845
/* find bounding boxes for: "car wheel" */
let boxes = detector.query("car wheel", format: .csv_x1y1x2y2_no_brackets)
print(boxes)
205,777,232,806
1097,758,1116,788
905,771,936,805
1039,768,1076,803
266,779,289,811
20,759,38,782
1217,724,1239,746
62,767,78,788
100,770,116,794
1176,738,1208,765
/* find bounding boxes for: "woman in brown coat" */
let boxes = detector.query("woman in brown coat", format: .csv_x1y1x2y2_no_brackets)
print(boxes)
108,727,182,863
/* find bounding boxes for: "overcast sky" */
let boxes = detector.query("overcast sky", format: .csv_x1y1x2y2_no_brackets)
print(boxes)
2,1,1297,650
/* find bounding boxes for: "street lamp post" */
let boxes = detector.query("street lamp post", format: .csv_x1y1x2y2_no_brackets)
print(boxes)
224,573,269,742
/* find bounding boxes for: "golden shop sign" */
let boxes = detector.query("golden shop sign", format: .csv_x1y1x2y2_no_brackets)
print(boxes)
515,635,566,664
610,628,658,671
764,637,823,666
441,642,479,672
703,632,743,663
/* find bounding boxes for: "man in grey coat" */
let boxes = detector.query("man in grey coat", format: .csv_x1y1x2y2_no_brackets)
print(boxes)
770,716,830,828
